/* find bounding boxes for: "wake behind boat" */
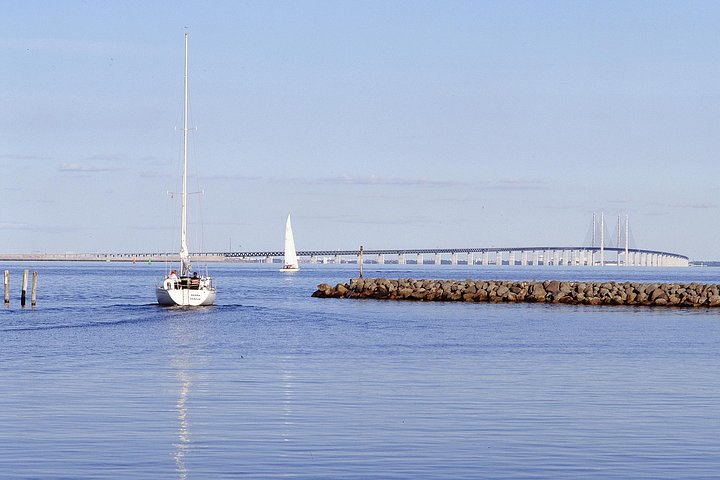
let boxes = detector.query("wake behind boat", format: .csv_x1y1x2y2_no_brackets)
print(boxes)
280,214,299,272
156,33,216,306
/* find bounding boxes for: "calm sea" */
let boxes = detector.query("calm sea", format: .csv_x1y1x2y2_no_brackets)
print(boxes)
1,262,719,479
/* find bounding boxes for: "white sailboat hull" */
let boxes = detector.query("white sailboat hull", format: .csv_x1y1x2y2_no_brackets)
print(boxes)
156,284,216,306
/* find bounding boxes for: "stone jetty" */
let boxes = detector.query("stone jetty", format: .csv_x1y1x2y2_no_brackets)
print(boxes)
312,278,720,307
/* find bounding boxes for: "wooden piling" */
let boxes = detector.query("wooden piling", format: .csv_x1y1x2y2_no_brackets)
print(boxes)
31,271,38,306
21,269,28,307
3,270,9,304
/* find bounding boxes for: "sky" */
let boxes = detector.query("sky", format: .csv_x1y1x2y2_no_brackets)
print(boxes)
2,1,720,260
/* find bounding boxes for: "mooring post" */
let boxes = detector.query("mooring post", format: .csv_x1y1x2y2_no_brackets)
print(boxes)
359,245,364,279
31,271,38,307
3,270,9,304
21,269,29,307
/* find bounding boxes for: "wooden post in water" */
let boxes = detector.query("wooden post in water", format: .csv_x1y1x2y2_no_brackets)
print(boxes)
31,271,38,307
3,270,9,304
21,269,28,307
359,245,364,279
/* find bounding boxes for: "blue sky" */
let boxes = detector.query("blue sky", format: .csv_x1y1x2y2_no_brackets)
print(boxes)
2,1,720,259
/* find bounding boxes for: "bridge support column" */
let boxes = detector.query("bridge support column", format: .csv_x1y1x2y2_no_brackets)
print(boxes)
572,250,578,266
334,254,341,264
562,250,569,266
495,251,502,266
398,253,406,265
482,251,489,266
265,256,273,264
508,251,516,266
451,253,458,265
416,253,424,265
467,252,474,265
521,251,528,266
378,254,385,265
310,255,318,264
435,253,441,265
544,250,551,265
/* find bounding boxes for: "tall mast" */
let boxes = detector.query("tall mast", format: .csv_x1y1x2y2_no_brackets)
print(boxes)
180,32,190,275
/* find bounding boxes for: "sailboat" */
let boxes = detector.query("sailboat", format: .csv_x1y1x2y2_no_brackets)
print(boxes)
280,214,300,272
156,33,217,306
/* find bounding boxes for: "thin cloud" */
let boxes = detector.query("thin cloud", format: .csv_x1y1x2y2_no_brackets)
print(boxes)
84,153,124,162
302,175,467,187
0,222,79,234
59,163,120,173
203,174,263,182
0,154,51,161
0,222,33,231
59,153,166,173
480,180,550,191
648,202,717,210
302,214,444,226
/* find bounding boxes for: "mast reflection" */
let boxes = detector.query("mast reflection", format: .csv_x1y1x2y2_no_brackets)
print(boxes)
174,361,191,480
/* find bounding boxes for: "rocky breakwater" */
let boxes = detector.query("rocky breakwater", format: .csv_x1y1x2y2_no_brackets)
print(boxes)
312,278,720,307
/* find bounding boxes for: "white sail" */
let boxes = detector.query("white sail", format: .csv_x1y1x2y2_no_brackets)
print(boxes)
156,33,216,306
281,214,299,272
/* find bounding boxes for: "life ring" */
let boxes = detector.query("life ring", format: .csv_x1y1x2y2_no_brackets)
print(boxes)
164,279,173,290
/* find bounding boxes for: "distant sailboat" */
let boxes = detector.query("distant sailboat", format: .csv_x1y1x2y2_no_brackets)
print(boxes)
281,214,300,272
156,33,216,306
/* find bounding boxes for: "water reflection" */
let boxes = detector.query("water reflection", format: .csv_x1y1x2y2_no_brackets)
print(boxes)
169,314,205,480
280,358,295,445
174,363,191,480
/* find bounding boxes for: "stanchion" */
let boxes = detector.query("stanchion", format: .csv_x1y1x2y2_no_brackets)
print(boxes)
31,271,38,307
21,269,28,307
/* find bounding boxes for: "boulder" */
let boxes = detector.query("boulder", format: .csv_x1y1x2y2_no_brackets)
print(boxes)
544,280,561,294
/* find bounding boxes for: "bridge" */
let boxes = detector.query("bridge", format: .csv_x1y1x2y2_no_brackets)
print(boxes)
219,246,688,267
0,214,690,266
34,244,685,267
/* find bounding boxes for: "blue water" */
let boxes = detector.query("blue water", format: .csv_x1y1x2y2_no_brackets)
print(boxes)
1,262,719,479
